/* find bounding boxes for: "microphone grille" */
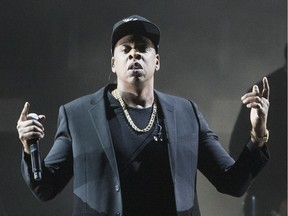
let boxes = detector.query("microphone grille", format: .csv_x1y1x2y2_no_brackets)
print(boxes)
27,113,39,121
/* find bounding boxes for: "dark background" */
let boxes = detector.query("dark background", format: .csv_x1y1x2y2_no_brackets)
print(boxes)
0,0,286,215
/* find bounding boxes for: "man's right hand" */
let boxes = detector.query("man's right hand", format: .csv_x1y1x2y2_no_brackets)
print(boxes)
16,102,46,154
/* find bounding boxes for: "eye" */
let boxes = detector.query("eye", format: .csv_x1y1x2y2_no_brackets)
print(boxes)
121,46,131,54
138,45,148,53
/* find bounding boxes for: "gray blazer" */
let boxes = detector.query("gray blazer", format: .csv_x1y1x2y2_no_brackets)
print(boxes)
22,85,270,216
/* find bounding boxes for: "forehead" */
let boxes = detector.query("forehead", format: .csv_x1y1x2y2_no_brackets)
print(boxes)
115,35,154,47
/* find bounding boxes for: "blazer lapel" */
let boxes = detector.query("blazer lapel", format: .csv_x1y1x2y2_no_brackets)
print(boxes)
88,89,120,180
156,91,177,179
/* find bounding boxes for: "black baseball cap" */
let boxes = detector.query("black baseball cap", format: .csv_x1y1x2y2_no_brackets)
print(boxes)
111,15,160,54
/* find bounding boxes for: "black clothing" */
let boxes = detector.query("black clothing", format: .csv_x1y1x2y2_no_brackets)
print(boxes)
107,92,177,215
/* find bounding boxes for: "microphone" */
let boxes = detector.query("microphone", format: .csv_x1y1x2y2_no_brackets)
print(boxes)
27,113,42,181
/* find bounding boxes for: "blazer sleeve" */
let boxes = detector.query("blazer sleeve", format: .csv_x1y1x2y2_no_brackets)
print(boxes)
21,105,73,201
194,102,270,197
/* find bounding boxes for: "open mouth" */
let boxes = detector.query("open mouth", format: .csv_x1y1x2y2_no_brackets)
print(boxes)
128,62,143,70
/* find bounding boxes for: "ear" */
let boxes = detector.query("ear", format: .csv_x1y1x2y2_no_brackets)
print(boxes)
111,57,116,73
155,54,160,71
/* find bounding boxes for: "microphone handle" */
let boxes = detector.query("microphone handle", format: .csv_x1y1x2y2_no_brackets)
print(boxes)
27,113,42,181
30,140,42,181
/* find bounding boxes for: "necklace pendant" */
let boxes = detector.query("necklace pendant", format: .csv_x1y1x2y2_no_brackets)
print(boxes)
153,135,159,141
153,134,163,142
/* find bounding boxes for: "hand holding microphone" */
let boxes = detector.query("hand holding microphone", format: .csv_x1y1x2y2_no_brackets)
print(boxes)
17,102,46,181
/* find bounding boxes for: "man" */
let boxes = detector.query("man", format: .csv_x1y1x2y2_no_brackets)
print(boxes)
17,15,270,216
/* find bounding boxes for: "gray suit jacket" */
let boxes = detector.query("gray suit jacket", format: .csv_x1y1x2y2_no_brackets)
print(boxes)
22,85,270,216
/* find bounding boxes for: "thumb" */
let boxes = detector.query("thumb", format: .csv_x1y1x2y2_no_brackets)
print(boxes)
252,85,260,94
18,102,30,122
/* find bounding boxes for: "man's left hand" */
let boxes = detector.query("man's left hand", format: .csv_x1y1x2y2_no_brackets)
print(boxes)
241,77,270,147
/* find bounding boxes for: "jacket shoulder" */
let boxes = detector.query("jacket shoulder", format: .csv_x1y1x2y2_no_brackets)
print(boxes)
155,90,198,109
63,86,107,109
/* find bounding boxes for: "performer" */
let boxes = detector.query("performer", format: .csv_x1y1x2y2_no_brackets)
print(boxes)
17,15,270,216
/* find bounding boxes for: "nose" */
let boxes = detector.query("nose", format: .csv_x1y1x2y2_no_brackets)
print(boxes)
129,49,141,60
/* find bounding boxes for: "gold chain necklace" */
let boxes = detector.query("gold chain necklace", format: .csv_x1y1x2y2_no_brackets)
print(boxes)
112,89,157,133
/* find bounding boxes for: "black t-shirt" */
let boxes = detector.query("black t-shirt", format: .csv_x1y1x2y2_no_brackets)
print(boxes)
107,91,177,216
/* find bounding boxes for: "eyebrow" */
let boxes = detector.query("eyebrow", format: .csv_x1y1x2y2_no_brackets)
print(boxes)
120,40,152,48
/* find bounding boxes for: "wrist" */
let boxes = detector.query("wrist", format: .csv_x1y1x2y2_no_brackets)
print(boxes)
23,144,31,154
250,129,269,146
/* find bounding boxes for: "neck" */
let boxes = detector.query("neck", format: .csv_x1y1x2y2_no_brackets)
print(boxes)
114,86,154,108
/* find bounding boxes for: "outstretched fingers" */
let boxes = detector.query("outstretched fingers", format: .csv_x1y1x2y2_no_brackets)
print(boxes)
18,102,30,122
262,77,270,100
241,77,270,110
